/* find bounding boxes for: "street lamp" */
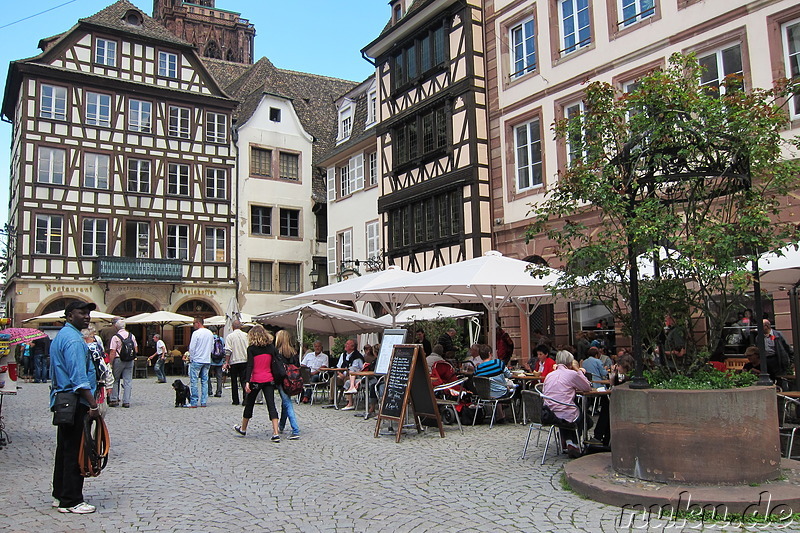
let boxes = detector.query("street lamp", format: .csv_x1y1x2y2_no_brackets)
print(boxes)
309,267,319,289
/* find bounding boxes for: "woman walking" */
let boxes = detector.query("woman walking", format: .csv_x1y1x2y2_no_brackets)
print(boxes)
274,330,300,440
233,325,281,442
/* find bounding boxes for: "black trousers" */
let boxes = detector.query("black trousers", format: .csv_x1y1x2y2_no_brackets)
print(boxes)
242,382,278,420
52,403,89,507
229,363,247,404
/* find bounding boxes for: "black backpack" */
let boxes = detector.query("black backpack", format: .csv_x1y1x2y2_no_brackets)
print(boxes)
211,337,225,364
115,333,136,362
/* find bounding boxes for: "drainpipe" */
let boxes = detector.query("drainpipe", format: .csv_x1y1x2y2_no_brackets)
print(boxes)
232,123,240,303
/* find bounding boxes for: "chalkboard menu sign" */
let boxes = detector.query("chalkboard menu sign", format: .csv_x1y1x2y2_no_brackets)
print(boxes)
374,344,444,442
375,329,407,375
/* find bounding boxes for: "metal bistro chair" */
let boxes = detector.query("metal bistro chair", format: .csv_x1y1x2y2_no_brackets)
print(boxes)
534,382,582,465
520,389,547,460
471,376,517,428
298,366,328,405
779,394,800,460
433,377,468,435
133,357,148,379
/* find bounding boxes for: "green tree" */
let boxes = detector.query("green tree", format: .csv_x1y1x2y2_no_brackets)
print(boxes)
527,53,800,376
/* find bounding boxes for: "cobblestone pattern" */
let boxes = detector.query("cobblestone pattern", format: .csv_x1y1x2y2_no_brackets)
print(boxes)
0,380,789,532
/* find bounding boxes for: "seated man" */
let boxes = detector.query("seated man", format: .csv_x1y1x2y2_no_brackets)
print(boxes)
581,347,609,386
300,341,329,404
741,346,761,376
542,350,591,458
336,339,364,410
426,344,446,369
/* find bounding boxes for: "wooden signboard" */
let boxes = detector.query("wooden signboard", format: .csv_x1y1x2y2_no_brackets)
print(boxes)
374,344,444,442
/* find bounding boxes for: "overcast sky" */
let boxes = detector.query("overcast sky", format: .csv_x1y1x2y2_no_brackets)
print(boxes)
0,0,388,229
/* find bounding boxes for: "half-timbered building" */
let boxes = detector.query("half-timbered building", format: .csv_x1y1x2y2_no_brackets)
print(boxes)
484,0,800,354
362,0,492,272
1,0,237,346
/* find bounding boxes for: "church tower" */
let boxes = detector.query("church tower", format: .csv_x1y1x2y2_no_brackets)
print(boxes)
153,0,255,64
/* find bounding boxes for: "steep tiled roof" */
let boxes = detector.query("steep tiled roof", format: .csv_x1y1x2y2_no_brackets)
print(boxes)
320,75,377,164
80,0,192,48
202,57,254,93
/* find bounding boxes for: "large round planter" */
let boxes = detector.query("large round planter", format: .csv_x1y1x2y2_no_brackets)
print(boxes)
610,384,781,484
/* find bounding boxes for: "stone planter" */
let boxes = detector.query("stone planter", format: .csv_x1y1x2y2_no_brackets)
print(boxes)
610,384,781,484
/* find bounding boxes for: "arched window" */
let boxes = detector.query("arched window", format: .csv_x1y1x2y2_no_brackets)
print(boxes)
205,41,221,60
177,299,215,318
226,49,237,62
42,298,84,315
111,299,156,317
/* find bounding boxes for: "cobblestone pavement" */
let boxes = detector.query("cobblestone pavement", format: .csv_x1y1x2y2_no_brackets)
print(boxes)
1,380,798,532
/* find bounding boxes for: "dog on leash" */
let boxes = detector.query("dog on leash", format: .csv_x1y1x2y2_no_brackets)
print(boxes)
172,379,190,407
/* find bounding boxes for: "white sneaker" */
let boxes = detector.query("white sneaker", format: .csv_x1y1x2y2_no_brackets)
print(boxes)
58,502,96,514
344,389,358,395
342,405,355,411
52,500,59,508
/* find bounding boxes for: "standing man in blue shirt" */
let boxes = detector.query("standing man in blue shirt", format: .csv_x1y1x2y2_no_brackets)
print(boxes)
50,300,100,514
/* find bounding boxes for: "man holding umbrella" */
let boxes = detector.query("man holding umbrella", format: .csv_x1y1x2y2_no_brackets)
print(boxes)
50,301,100,514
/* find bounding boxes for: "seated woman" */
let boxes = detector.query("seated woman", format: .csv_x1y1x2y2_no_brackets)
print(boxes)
592,353,634,447
523,345,555,377
541,350,592,458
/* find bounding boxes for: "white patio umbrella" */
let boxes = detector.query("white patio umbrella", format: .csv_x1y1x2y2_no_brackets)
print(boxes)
363,251,562,355
255,302,387,342
758,244,800,290
285,265,485,326
374,305,482,326
125,311,195,326
205,313,256,327
23,309,117,324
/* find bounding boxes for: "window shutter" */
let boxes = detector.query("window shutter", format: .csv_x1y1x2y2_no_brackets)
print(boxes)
353,153,365,191
327,167,336,201
327,235,336,277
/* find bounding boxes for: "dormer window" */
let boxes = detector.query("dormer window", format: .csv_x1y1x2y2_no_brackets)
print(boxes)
393,3,404,24
366,86,377,126
123,9,144,27
337,102,353,143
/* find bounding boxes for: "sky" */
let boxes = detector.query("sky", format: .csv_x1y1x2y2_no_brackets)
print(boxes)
0,0,389,225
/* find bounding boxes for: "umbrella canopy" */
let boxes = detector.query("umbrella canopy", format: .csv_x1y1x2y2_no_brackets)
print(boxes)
375,305,482,326
125,311,195,326
363,251,562,354
285,266,483,325
1,327,48,346
255,302,387,342
23,309,116,325
205,313,256,327
758,244,800,290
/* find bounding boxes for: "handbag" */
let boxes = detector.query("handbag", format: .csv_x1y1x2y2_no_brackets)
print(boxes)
52,391,79,425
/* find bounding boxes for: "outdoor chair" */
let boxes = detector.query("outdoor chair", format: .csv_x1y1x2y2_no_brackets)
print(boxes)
433,377,468,435
520,389,547,460
133,357,148,379
779,394,800,460
471,376,516,428
534,382,582,465
298,366,328,405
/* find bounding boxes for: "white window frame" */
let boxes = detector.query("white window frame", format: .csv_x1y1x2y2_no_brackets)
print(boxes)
206,112,227,143
698,43,743,96
349,153,365,193
37,146,65,185
279,208,300,238
95,38,117,67
618,0,655,27
338,102,353,142
84,153,110,189
168,106,191,138
206,168,226,199
249,261,273,292
158,51,179,78
86,91,111,127
127,158,151,194
564,100,587,166
560,0,592,55
366,221,380,261
82,218,108,256
167,163,190,196
340,164,351,197
135,221,150,258
514,118,543,192
204,227,226,262
40,84,67,120
368,151,378,187
510,17,536,79
35,214,62,255
366,87,378,126
278,263,301,293
129,99,152,133
166,224,189,260
782,18,800,120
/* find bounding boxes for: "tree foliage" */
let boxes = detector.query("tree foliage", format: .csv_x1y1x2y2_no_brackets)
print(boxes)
527,53,800,369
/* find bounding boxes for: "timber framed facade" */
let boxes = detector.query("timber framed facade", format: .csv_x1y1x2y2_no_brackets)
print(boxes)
363,0,492,272
1,1,237,337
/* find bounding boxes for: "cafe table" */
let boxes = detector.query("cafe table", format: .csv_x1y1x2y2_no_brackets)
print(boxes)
578,389,612,447
349,370,376,419
319,368,347,409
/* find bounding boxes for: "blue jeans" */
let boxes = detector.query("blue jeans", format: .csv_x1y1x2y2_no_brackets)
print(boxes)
278,386,299,435
189,362,210,407
154,358,166,383
33,353,48,383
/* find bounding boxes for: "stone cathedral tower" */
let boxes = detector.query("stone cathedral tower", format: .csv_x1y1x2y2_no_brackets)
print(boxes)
152,0,255,64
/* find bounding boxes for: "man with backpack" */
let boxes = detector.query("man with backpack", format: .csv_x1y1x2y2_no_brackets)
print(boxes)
108,316,138,408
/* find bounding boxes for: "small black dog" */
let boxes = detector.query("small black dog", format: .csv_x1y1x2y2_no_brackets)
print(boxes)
172,379,190,407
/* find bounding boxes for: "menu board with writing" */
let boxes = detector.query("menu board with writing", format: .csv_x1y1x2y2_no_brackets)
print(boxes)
375,344,444,442
375,329,407,375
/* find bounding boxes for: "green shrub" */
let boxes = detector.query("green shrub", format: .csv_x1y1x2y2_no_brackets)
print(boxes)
644,367,758,390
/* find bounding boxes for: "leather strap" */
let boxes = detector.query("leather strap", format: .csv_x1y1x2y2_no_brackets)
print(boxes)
79,415,110,477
